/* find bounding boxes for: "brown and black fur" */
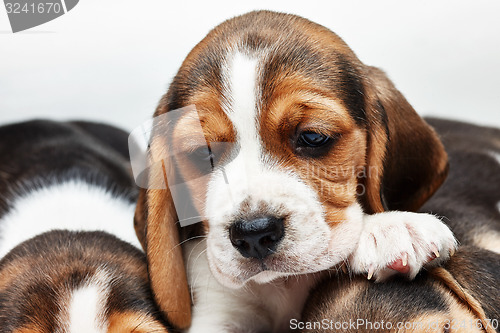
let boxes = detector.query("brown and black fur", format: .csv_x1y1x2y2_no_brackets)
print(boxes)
0,119,136,219
302,119,500,332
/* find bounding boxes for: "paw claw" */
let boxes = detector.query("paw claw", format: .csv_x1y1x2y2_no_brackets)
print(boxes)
431,243,440,258
388,254,410,274
367,265,374,280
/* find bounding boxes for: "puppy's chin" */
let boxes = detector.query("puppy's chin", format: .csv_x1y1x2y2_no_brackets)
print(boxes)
208,253,338,289
218,269,286,288
205,252,249,288
207,257,313,289
248,270,289,284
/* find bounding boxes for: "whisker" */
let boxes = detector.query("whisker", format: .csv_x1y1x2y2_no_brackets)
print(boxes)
164,234,207,257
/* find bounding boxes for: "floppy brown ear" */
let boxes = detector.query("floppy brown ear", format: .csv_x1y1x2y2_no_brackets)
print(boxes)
134,136,191,330
361,66,448,213
431,267,497,333
436,246,500,331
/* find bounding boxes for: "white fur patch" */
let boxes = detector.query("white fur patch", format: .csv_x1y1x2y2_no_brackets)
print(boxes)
350,211,458,281
66,270,110,333
0,180,139,258
475,201,500,253
222,51,262,185
184,239,318,333
474,230,500,254
490,151,500,165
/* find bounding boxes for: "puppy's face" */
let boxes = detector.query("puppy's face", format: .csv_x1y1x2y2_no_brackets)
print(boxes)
170,51,368,287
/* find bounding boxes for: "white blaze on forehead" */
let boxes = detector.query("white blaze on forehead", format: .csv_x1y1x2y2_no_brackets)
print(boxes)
66,270,110,333
223,52,262,166
207,51,264,212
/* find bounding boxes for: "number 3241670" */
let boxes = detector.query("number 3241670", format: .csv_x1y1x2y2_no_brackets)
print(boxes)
5,2,62,14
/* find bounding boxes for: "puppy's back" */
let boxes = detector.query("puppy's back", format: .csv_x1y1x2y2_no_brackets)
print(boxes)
0,119,140,257
422,118,500,253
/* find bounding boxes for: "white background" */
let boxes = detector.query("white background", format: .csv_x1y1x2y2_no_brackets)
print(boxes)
0,0,499,132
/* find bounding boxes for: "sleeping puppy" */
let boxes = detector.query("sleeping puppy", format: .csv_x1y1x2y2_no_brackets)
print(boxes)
302,247,499,333
133,11,457,332
301,119,500,333
0,120,168,332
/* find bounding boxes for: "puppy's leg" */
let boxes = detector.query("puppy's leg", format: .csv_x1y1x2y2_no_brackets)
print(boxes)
349,211,457,281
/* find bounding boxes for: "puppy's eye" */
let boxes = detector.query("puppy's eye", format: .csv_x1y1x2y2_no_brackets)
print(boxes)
189,146,216,175
191,146,214,162
298,131,330,147
294,131,338,158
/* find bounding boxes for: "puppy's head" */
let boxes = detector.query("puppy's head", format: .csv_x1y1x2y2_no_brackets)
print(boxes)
135,10,448,328
0,231,169,333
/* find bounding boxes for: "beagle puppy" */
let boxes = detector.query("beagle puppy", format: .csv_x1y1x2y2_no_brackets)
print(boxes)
302,246,500,333
0,120,169,332
133,11,457,332
302,119,500,332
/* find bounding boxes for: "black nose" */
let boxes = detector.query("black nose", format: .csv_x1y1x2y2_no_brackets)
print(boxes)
229,216,285,259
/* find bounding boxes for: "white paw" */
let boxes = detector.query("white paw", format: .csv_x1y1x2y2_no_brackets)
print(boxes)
349,211,457,282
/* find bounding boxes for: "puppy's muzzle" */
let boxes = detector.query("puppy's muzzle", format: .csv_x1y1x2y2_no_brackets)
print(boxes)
229,216,285,259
